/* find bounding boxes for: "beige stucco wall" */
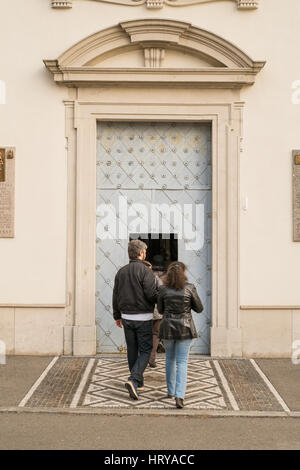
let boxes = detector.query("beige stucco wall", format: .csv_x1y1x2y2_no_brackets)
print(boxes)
0,0,299,355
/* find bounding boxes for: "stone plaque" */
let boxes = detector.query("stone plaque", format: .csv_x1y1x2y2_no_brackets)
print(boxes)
0,147,15,238
0,148,5,182
293,150,300,242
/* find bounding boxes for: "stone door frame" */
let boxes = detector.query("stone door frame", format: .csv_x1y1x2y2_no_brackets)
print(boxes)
63,95,243,357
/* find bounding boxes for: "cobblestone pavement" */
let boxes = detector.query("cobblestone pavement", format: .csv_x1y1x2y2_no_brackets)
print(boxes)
23,357,90,408
17,355,289,413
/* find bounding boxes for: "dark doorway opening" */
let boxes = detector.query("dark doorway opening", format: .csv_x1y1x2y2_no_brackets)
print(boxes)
129,233,178,271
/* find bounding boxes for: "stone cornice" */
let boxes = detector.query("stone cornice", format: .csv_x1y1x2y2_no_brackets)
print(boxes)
51,0,259,10
43,64,264,87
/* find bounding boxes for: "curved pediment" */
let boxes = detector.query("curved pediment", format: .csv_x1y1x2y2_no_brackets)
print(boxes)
85,44,225,68
44,19,265,88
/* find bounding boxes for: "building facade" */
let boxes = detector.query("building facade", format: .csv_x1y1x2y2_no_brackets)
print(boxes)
0,0,299,357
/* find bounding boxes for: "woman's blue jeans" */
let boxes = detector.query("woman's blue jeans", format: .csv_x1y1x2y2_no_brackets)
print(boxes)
164,338,193,400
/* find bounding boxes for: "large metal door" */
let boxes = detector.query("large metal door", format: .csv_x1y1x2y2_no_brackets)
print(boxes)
96,122,212,354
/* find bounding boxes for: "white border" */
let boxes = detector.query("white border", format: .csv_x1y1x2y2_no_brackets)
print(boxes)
250,359,291,413
70,358,96,408
213,360,240,411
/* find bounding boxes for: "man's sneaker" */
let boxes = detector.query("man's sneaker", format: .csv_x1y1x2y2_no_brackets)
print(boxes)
125,380,139,400
137,385,145,392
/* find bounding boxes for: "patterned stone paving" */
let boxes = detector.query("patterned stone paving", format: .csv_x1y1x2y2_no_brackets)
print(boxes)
79,356,229,410
19,355,286,412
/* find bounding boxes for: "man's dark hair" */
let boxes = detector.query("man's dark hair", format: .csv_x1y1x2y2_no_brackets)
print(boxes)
128,239,147,259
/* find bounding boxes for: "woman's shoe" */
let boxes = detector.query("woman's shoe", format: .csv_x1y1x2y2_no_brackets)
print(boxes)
175,397,184,409
157,342,165,353
148,360,157,368
166,394,174,399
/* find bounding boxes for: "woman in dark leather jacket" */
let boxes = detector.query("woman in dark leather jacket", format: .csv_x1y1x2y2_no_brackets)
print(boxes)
157,261,203,409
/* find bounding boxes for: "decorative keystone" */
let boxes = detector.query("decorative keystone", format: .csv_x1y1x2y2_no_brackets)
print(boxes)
236,0,259,8
51,1,72,8
144,48,165,67
146,0,164,8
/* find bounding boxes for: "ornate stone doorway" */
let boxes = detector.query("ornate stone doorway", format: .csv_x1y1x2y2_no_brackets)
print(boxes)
44,19,265,356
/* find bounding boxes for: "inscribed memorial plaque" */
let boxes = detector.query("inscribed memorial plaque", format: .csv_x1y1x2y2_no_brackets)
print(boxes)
0,147,15,238
293,150,300,242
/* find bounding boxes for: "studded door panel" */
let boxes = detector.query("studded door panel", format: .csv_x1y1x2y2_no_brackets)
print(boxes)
96,122,212,354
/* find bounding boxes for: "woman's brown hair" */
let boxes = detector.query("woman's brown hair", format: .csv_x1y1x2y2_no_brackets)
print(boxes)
163,261,187,291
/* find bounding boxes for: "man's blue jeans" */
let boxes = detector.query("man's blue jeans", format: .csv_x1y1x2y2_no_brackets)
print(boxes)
122,319,153,387
164,338,193,399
